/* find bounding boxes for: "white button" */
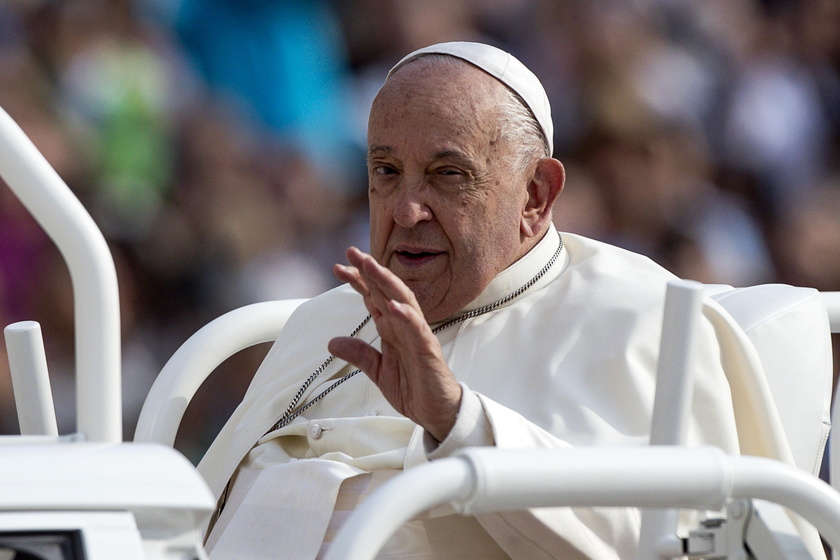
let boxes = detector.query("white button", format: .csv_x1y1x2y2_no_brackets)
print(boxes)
308,424,323,439
364,410,378,417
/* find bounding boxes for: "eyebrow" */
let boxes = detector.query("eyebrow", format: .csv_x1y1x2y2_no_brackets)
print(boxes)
367,145,393,162
366,146,477,170
432,150,475,168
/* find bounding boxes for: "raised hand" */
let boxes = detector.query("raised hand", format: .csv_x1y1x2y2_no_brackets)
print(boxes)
328,246,462,442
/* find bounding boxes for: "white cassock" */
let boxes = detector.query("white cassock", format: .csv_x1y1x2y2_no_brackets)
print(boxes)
197,227,742,559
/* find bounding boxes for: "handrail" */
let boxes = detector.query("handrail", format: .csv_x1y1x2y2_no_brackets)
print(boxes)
0,106,121,443
323,446,840,560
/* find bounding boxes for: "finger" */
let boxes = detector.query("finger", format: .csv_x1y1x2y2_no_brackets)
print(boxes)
346,247,418,308
343,248,402,318
387,300,427,335
334,261,386,319
340,249,394,319
333,263,370,298
328,336,382,383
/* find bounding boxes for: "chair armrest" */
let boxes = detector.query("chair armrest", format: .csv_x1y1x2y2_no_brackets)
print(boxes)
134,299,306,447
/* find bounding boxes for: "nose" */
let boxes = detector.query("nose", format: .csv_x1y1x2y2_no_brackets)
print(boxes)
392,186,433,228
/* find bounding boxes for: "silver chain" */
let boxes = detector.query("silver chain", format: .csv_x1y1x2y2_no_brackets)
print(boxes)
266,232,563,434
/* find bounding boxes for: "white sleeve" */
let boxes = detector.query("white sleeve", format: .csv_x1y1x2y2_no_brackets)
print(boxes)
424,383,494,458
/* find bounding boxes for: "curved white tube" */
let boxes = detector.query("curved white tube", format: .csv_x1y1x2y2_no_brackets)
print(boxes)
324,458,474,560
730,455,840,548
134,299,306,447
0,106,121,442
324,446,840,560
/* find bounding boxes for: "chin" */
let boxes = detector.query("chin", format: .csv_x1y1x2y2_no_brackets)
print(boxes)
411,291,447,322
419,300,461,325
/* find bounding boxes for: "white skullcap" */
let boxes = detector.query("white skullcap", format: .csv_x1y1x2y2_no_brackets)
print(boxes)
388,41,554,156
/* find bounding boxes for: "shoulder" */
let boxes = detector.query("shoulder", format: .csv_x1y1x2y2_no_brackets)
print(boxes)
539,233,678,323
561,232,678,286
280,283,367,341
243,284,366,394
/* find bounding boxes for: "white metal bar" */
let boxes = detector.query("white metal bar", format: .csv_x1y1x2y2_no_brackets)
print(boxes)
134,299,306,446
455,446,731,513
324,446,840,560
0,106,121,443
639,280,705,559
4,321,58,436
324,457,475,560
730,455,840,548
820,292,840,332
649,280,705,446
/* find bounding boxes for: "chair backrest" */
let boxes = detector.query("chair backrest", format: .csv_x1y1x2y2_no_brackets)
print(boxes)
134,299,308,447
708,284,833,476
643,282,834,560
137,286,836,470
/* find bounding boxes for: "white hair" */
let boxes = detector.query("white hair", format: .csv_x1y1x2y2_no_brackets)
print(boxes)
496,84,551,171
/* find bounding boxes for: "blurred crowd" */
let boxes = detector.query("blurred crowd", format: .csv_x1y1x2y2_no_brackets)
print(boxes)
0,0,837,462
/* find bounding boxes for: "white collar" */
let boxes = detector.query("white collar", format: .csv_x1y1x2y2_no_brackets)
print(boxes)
460,226,567,314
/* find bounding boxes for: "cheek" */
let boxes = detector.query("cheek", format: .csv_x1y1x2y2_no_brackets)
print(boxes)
368,196,390,247
460,203,522,264
367,206,391,258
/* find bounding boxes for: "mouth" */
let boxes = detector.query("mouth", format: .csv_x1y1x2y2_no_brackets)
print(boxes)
393,248,444,267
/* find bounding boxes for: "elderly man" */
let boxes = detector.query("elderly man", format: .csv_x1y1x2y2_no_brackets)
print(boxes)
197,42,739,559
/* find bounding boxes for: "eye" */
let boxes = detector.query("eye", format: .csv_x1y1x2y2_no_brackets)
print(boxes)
374,165,398,176
431,166,470,191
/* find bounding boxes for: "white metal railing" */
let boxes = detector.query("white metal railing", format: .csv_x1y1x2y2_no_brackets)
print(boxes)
0,106,121,443
323,446,840,560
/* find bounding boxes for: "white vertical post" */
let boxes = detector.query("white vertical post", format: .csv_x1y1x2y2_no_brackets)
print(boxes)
638,279,705,559
0,106,121,443
4,321,59,436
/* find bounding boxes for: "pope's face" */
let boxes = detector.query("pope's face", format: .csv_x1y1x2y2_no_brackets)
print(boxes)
367,59,533,323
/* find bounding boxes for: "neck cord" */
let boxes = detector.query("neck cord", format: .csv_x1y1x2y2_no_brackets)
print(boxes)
265,232,563,435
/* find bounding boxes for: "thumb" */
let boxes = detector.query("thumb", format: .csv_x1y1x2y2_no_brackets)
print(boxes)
328,336,382,382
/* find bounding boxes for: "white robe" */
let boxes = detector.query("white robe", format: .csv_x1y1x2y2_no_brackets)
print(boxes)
197,229,741,559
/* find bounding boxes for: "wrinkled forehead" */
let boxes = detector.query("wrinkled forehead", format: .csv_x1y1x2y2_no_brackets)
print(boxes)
372,58,505,122
368,63,509,159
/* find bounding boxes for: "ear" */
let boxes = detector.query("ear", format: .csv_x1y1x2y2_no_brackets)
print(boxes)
521,158,565,239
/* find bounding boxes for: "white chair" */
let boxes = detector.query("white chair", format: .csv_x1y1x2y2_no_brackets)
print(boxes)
134,299,307,447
